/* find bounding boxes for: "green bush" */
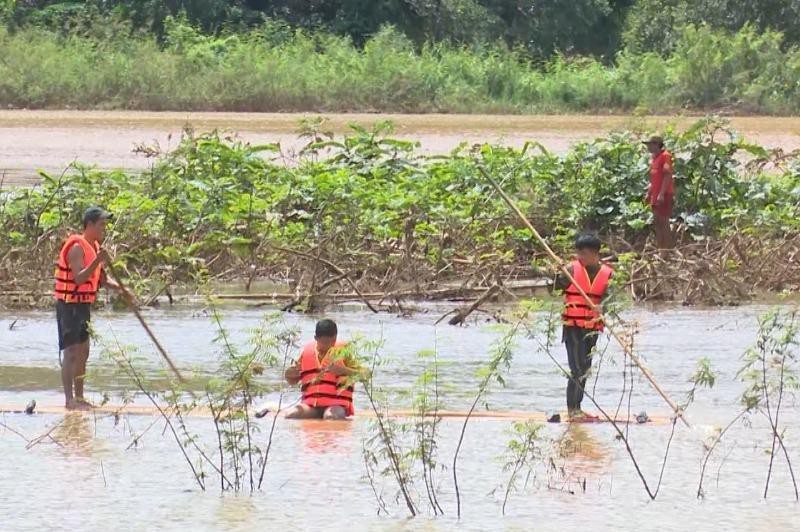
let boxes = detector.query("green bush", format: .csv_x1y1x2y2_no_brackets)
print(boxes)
1,118,797,290
3,19,800,113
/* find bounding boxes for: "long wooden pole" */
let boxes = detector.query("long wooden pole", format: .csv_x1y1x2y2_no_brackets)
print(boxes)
105,262,186,384
478,165,690,427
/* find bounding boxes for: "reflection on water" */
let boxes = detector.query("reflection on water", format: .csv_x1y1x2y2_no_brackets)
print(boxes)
53,413,96,457
297,419,355,455
214,495,259,529
557,424,609,475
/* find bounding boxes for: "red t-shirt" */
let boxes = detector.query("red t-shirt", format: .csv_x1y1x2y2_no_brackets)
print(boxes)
648,149,674,202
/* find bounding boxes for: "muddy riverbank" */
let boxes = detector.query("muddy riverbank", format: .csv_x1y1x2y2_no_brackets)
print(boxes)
2,111,800,186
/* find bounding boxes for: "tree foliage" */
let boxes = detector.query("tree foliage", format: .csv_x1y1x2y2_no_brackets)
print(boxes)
5,0,632,57
623,0,800,54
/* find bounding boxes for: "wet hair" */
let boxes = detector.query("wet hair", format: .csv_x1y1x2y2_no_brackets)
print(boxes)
315,319,338,338
575,233,602,252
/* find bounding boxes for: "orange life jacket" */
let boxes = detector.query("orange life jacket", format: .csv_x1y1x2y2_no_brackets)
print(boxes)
562,260,613,331
54,234,102,304
299,340,354,416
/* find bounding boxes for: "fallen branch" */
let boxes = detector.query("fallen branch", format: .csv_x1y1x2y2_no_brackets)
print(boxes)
444,283,500,326
271,245,379,313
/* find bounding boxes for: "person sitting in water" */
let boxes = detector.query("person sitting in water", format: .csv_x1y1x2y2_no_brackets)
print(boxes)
284,319,362,420
553,234,614,422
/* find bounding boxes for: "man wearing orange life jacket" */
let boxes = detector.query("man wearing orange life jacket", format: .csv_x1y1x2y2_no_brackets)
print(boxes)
284,319,362,420
554,234,614,421
54,207,122,410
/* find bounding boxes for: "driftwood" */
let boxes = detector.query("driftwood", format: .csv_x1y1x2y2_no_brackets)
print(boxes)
618,233,800,305
437,283,500,325
270,245,379,313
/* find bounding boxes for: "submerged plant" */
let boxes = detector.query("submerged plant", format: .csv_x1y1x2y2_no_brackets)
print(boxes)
357,336,419,517
100,309,298,493
3,118,799,311
698,309,799,500
358,335,448,517
409,343,446,515
499,420,544,515
453,319,522,518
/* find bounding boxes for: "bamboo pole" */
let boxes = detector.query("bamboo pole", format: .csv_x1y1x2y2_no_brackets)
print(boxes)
105,262,186,384
478,165,690,428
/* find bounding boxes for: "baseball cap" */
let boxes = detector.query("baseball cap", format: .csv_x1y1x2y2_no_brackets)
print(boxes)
643,135,664,146
82,206,113,226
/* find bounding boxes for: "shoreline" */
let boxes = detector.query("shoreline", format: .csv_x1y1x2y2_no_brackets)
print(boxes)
2,110,800,133
3,111,799,187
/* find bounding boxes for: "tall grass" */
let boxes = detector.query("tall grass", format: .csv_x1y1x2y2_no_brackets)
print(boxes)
1,20,800,113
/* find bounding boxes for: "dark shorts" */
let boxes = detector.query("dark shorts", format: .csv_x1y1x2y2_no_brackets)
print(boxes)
56,301,91,351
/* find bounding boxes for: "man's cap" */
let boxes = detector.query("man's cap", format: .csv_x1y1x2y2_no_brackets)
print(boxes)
82,206,113,225
643,135,664,146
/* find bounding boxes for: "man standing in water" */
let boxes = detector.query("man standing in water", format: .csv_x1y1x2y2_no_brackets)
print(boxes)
284,319,363,420
644,135,675,249
554,234,613,421
54,207,121,410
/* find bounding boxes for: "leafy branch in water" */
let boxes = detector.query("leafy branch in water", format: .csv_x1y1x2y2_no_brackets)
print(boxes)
100,309,297,493
699,309,799,500
453,319,521,518
499,420,544,516
356,333,449,517
409,343,446,515
356,336,419,517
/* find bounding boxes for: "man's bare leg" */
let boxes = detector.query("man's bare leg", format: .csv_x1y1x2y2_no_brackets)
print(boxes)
73,340,91,405
322,406,347,420
654,214,673,250
61,345,78,409
284,404,324,419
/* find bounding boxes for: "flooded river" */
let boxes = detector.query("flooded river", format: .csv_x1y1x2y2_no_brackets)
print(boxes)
2,111,800,186
1,304,798,530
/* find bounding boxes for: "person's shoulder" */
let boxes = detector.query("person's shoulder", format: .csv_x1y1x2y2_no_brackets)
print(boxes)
66,241,84,256
301,340,316,353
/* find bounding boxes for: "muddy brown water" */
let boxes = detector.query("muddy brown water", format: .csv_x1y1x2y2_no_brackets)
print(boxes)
2,111,800,186
1,303,798,530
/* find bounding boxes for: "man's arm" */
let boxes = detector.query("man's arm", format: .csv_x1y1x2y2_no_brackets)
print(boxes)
327,364,362,377
326,348,370,379
100,270,122,291
285,362,301,385
67,245,107,286
551,265,574,293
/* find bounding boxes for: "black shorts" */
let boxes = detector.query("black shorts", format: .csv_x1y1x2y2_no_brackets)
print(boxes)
56,301,91,351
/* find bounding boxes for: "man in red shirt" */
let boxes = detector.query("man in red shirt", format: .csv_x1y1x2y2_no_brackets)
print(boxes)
644,136,674,249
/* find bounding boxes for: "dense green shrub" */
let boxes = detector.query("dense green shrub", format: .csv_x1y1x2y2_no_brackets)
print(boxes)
3,20,800,113
1,118,797,290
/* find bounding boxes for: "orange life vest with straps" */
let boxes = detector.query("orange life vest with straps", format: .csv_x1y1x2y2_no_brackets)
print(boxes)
299,340,354,416
54,234,102,304
562,260,613,331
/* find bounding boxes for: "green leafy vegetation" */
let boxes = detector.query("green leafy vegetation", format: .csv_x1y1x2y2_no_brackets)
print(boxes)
4,12,800,112
1,118,797,305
